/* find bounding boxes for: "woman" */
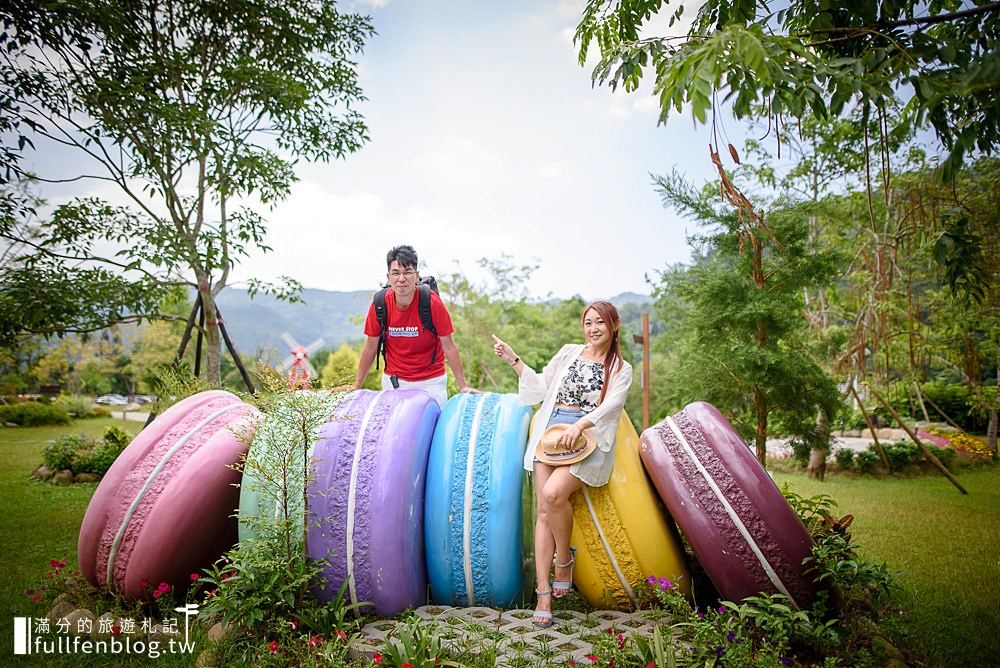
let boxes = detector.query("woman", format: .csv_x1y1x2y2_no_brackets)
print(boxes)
492,300,633,628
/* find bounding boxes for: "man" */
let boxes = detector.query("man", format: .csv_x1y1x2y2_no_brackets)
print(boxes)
353,245,474,407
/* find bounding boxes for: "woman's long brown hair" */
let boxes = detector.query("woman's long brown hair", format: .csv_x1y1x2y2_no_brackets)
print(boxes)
582,300,623,405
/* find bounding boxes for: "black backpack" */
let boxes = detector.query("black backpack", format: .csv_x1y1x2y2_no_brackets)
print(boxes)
373,276,439,371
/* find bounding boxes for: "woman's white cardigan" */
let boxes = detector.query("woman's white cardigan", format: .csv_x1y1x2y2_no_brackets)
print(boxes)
518,343,633,486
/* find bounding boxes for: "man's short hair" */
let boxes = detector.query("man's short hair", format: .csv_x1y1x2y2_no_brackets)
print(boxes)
386,245,419,271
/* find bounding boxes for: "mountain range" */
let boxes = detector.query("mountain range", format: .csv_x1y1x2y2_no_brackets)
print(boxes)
214,287,652,362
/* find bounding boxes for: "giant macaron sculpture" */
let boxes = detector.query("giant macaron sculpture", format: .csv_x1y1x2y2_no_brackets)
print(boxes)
78,390,261,600
424,392,533,607
638,402,819,609
306,389,440,616
237,390,344,543
569,411,691,610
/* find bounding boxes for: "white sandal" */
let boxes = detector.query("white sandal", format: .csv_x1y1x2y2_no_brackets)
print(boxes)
533,587,554,628
552,546,577,598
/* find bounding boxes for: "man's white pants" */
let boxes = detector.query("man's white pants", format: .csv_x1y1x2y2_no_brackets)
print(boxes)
381,373,448,408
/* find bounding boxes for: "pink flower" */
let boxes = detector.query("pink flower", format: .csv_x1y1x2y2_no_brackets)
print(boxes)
153,590,162,599
269,640,279,654
658,577,673,590
617,633,624,650
290,621,299,631
588,656,599,663
372,652,383,664
309,635,323,647
190,573,199,581
646,663,655,668
336,629,348,641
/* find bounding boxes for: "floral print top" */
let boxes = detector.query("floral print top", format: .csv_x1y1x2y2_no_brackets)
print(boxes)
555,357,605,412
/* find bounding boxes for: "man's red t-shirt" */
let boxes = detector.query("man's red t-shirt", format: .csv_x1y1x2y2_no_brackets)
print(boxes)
364,288,455,381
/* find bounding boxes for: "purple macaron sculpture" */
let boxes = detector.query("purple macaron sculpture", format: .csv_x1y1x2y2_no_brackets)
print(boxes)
639,402,820,610
306,389,440,616
78,390,260,600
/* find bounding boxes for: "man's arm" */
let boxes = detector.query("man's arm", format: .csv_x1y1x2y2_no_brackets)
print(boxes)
354,336,380,390
440,334,474,392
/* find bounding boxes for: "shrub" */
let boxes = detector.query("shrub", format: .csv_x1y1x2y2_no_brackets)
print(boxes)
787,438,812,467
833,448,855,470
883,441,921,471
856,450,880,474
51,395,97,418
0,402,71,426
76,428,132,476
42,434,97,472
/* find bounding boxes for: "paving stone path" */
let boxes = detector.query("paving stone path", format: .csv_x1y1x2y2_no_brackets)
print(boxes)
351,604,676,667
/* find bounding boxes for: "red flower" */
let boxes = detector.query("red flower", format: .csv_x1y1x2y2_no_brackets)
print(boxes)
190,573,199,581
269,640,279,654
111,625,121,636
336,629,347,641
49,558,67,569
32,593,42,603
372,652,383,664
309,635,323,647
588,656,599,664
403,663,414,668
646,663,655,668
617,633,624,650
290,621,299,631
153,590,162,599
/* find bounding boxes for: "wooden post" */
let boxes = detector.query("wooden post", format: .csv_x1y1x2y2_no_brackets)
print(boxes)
632,313,651,431
870,386,968,495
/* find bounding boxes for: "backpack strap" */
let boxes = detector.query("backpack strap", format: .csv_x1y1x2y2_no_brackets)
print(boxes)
418,283,438,365
373,287,389,371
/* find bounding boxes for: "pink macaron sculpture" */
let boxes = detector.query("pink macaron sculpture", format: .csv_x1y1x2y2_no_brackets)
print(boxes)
306,389,440,616
639,402,820,610
78,390,260,600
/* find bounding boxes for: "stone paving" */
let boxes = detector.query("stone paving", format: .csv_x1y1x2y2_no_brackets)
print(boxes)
351,604,674,667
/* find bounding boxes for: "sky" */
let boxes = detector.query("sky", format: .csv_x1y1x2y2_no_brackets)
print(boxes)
21,0,740,302
230,0,722,302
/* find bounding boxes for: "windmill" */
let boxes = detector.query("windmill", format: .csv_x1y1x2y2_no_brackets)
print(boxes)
277,332,325,389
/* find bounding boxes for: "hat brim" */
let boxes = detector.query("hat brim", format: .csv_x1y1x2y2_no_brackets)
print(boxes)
536,424,597,466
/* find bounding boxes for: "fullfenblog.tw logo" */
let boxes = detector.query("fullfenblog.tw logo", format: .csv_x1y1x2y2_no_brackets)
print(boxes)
13,603,199,658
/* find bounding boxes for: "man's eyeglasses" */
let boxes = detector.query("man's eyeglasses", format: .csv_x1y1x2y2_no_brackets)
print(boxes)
389,270,416,279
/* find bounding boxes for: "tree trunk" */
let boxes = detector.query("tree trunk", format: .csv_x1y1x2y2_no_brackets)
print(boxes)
807,409,829,481
201,287,223,386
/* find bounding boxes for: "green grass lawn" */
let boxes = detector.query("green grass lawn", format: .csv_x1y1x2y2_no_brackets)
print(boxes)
1,418,998,666
772,465,1000,667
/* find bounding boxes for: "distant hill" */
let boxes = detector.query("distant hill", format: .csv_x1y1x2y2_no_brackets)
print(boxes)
214,287,654,361
215,287,374,361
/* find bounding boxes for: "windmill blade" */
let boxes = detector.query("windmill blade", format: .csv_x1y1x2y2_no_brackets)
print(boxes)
276,355,296,372
281,332,299,350
304,360,319,378
304,338,325,356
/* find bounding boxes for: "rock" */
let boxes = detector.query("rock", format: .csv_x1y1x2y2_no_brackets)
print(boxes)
93,612,118,641
52,592,75,607
872,635,907,665
206,621,230,644
47,601,76,623
196,649,220,667
877,428,907,441
74,472,101,483
65,608,96,637
31,464,55,481
52,470,74,486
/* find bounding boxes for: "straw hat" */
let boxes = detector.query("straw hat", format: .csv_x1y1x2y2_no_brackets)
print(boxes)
535,424,596,466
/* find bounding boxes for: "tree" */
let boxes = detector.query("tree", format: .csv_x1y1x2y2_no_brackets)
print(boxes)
1,0,374,384
651,169,843,464
575,0,999,179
